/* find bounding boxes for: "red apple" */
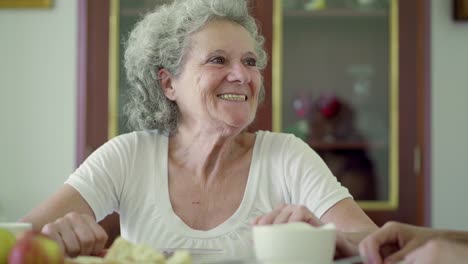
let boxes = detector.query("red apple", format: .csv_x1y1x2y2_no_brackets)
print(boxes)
8,230,64,264
0,228,16,264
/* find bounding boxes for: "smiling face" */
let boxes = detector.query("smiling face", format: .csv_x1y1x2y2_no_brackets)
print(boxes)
160,20,262,135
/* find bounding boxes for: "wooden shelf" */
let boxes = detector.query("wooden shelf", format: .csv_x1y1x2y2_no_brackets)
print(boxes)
308,140,387,150
284,9,388,18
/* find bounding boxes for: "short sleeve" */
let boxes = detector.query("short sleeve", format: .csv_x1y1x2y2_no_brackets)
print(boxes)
65,132,136,221
281,135,352,218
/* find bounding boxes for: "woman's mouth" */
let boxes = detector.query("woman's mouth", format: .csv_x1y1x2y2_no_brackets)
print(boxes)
217,94,247,101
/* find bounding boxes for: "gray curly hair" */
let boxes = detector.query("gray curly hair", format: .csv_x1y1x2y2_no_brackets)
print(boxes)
124,0,268,134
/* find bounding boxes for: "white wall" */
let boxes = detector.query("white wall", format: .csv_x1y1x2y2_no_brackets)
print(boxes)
0,1,77,221
431,0,468,229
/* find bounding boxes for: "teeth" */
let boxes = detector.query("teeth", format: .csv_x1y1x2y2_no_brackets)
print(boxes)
218,94,247,101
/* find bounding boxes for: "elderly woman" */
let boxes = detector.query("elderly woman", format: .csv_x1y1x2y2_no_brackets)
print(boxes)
21,0,376,260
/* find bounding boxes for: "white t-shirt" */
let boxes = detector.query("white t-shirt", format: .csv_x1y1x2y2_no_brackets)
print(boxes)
66,130,351,261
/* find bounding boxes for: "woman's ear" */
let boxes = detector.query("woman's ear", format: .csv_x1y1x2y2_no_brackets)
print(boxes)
158,68,176,101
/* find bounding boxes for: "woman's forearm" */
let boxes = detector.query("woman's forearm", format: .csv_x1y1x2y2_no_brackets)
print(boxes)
344,229,376,245
439,229,468,244
20,184,95,231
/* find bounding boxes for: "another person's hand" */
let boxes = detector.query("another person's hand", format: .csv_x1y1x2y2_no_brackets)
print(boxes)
252,204,358,259
41,212,108,257
359,221,439,264
403,238,468,264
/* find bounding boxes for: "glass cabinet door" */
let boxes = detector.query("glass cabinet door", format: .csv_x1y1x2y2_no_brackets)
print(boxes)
272,0,398,208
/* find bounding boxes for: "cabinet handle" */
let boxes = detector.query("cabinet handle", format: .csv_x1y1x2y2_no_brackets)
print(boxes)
414,146,421,175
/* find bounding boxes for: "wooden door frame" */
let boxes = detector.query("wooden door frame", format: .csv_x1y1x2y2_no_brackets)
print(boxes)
417,0,432,227
77,0,120,246
77,0,431,226
77,0,110,167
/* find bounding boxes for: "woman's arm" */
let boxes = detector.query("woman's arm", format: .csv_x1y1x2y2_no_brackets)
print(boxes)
321,198,377,239
19,184,108,257
321,198,377,258
20,184,95,230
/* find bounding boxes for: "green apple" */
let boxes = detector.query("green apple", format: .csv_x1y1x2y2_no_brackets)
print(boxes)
8,230,64,264
0,228,16,264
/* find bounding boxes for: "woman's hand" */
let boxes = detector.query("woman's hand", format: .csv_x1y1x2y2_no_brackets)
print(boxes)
359,221,440,264
252,204,358,259
251,203,322,226
41,212,108,257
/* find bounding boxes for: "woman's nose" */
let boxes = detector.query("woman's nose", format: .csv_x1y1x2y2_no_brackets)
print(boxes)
226,63,251,84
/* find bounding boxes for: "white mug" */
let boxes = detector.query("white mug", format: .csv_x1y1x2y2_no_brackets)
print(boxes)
0,222,32,237
253,222,336,264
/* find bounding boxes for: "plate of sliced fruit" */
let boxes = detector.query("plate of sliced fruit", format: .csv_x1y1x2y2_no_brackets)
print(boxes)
67,237,192,264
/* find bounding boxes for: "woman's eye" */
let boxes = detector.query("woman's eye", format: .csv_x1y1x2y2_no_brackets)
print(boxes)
209,56,225,64
244,58,257,67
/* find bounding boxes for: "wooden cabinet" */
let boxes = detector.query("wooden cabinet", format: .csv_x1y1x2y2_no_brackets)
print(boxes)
78,0,431,226
274,0,394,203
250,0,431,226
